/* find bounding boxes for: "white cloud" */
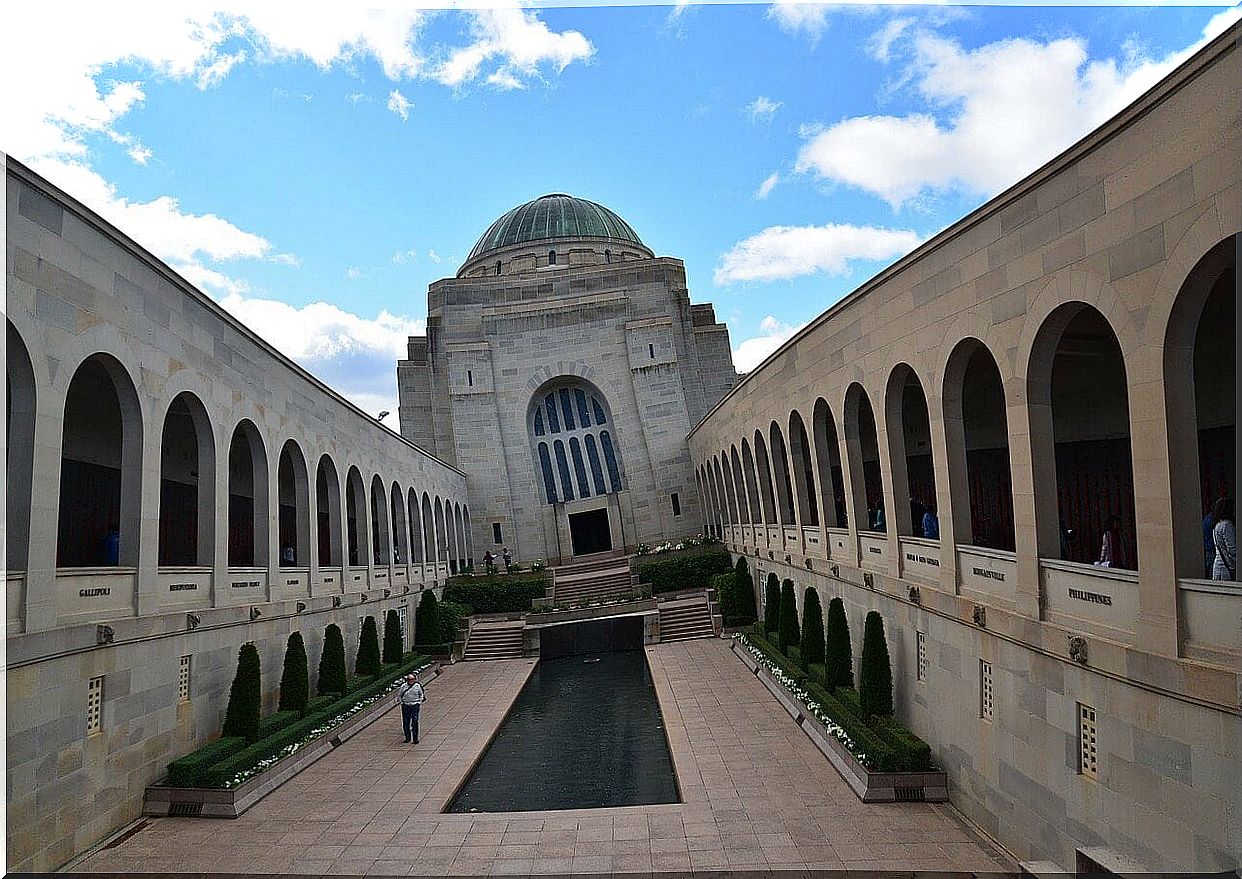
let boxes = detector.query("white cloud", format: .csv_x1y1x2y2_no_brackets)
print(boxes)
217,293,425,416
746,95,782,121
795,9,1242,209
346,266,362,279
715,222,922,285
754,172,780,200
768,2,829,42
732,316,805,374
430,8,593,90
868,17,912,62
392,249,419,264
427,249,442,263
127,144,153,165
386,89,412,121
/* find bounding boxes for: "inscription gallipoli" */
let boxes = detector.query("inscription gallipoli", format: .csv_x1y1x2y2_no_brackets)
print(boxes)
1068,587,1112,606
78,587,111,597
972,567,1005,582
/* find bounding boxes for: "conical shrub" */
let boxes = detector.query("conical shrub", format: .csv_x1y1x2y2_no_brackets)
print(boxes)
763,573,781,634
825,597,853,691
383,608,403,665
278,632,309,715
356,615,381,677
415,590,441,646
732,556,756,625
222,643,261,742
317,623,347,696
859,610,893,717
799,588,825,668
778,579,801,654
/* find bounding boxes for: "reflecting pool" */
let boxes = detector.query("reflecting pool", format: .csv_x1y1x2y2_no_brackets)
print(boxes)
447,649,679,812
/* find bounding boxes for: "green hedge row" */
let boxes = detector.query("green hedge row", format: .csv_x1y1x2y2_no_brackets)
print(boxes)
636,548,733,594
443,577,548,614
169,653,429,788
744,632,931,773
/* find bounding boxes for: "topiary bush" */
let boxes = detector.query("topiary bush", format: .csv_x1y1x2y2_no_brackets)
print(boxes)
778,579,801,654
222,643,262,743
824,596,853,691
356,615,381,678
729,556,756,626
799,587,825,668
438,600,470,645
859,610,893,717
277,632,309,715
317,623,347,696
636,547,733,594
383,608,403,665
415,590,440,647
763,573,781,634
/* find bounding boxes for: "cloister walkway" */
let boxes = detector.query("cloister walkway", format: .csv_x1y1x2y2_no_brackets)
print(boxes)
77,640,1014,875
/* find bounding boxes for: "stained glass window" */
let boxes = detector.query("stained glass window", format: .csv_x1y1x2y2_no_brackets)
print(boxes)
570,438,591,498
585,435,606,495
574,388,591,427
601,431,622,493
559,388,576,430
538,443,557,503
545,394,560,433
554,440,574,501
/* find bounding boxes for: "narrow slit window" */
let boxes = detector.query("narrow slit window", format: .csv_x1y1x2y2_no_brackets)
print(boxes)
178,656,191,703
649,343,655,359
671,493,681,517
86,675,104,735
548,250,557,265
492,522,503,544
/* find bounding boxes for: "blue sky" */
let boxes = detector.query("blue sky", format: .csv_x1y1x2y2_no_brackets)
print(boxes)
6,2,1237,415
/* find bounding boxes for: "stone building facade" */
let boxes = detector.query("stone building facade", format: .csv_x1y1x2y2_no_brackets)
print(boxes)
5,159,469,872
398,194,737,565
690,27,1239,873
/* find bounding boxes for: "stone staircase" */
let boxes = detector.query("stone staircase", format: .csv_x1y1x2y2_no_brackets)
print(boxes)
462,619,525,661
550,555,636,605
658,593,717,643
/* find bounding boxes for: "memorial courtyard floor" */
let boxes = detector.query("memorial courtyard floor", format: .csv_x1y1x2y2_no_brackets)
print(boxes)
76,639,1016,876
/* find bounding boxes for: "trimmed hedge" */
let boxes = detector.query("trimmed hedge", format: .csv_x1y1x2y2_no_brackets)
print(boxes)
167,736,246,787
730,556,757,626
859,611,893,717
443,577,548,613
414,591,440,647
763,573,781,634
222,644,261,742
438,600,470,645
278,632,309,715
778,579,800,654
382,609,403,666
800,588,825,667
197,654,430,788
636,547,732,594
356,615,381,678
744,632,931,773
824,597,853,691
317,624,347,696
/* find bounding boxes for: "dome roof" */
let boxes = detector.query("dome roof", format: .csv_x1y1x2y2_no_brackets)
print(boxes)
465,194,645,263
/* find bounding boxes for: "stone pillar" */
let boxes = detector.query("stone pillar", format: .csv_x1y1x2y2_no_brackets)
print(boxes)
839,410,866,568
135,425,162,617
928,389,961,595
211,423,230,607
1006,383,1048,621
23,388,67,631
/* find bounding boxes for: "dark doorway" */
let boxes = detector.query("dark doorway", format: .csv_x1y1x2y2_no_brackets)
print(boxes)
569,509,611,556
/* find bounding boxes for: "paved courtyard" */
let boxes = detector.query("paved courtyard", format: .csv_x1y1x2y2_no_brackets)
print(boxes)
76,639,1015,875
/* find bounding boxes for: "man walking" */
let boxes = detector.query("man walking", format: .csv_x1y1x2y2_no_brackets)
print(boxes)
502,546,513,573
398,673,426,744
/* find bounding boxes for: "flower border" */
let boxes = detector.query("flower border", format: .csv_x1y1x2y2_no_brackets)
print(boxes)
222,662,434,788
733,633,872,769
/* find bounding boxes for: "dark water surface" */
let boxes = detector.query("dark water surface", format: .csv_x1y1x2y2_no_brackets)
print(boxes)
447,649,680,812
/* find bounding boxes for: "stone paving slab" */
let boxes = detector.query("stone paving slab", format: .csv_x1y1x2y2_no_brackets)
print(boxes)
75,640,1015,876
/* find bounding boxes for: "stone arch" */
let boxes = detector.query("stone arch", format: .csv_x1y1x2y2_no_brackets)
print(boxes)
7,321,37,573
740,437,762,523
276,439,311,567
370,474,391,565
407,487,425,565
730,445,750,525
753,429,778,525
226,419,269,567
812,397,847,528
345,465,368,567
159,391,217,566
422,492,436,567
789,409,819,527
844,382,885,533
943,338,1015,551
884,363,937,538
316,455,343,567
769,421,797,526
390,481,410,566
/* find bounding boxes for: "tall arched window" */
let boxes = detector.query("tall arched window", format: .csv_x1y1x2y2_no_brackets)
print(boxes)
529,380,625,505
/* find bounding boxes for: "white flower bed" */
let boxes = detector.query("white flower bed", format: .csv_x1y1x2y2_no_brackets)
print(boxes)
733,633,872,769
222,662,434,789
635,533,719,556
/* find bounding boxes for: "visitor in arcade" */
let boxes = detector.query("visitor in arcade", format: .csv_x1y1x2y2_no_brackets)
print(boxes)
1210,496,1235,581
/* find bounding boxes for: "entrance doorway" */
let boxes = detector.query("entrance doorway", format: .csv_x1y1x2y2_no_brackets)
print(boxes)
569,509,612,556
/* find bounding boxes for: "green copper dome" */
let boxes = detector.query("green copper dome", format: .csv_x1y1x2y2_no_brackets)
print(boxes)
465,194,645,263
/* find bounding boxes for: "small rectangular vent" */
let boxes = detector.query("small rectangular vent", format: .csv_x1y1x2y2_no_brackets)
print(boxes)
87,675,104,735
916,631,927,682
168,802,202,817
979,659,994,721
894,785,925,802
1079,702,1098,779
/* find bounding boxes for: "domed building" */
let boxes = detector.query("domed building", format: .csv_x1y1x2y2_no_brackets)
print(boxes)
398,194,738,564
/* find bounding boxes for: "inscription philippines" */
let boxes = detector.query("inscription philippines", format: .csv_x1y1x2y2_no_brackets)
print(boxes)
1068,587,1112,606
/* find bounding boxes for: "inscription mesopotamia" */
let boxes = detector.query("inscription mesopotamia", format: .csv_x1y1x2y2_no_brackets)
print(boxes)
168,583,198,591
1068,587,1112,606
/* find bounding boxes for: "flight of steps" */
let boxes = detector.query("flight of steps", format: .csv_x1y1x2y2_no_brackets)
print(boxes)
550,555,636,604
462,619,525,661
658,594,716,643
